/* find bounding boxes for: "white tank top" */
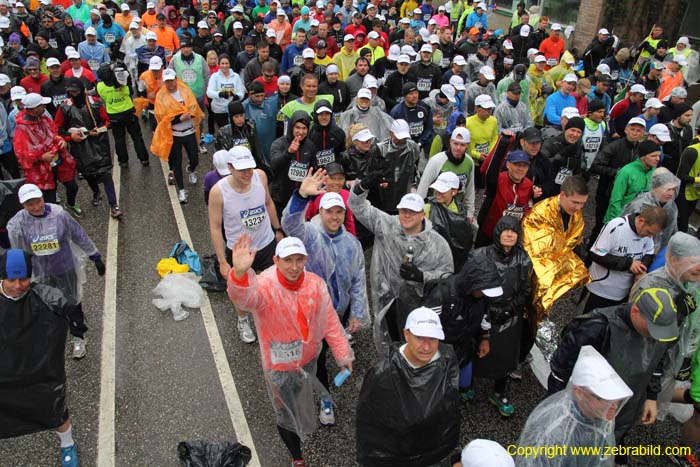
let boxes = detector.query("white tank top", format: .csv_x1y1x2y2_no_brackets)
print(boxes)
218,171,274,250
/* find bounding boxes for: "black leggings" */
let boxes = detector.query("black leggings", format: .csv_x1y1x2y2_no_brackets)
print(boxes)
42,179,79,207
68,302,88,338
111,111,149,164
211,111,228,134
277,425,302,460
676,194,697,233
316,307,350,391
494,376,507,395
0,150,20,179
169,133,199,190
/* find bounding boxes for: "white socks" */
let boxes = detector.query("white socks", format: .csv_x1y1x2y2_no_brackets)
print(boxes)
56,424,74,448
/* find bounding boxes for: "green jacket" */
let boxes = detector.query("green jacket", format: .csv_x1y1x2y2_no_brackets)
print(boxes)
96,82,133,114
604,159,654,222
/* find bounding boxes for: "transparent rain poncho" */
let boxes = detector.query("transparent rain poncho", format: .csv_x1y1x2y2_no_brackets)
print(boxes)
281,194,370,328
347,187,454,357
621,167,680,252
227,266,354,438
516,346,632,467
630,232,700,419
7,204,97,305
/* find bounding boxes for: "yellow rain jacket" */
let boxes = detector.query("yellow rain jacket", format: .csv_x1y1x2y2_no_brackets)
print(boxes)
522,195,590,324
151,79,204,161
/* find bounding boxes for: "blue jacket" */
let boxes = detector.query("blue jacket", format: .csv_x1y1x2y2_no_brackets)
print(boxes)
243,94,278,166
465,11,488,30
544,91,576,126
587,87,612,114
283,191,369,320
96,23,125,46
390,100,434,148
281,43,305,74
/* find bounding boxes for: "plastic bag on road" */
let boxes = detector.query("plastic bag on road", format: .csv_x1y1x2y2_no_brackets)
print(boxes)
178,440,252,467
200,254,227,292
171,240,202,276
152,272,204,321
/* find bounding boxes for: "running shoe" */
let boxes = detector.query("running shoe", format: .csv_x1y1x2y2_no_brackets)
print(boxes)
168,171,176,185
178,189,188,204
140,158,150,167
459,387,476,402
110,206,124,219
72,337,86,359
60,444,79,467
65,204,83,218
319,397,335,426
199,143,208,154
237,315,256,343
188,168,198,185
92,193,102,206
489,392,515,417
292,460,305,467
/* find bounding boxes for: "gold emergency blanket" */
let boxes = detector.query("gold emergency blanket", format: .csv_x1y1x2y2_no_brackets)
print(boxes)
151,79,204,161
522,196,591,324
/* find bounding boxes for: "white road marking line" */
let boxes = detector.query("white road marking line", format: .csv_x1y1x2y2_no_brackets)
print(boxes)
160,160,261,467
97,161,120,467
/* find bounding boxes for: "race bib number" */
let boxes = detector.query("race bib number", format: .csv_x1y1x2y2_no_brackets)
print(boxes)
423,13,430,21
417,78,431,91
270,339,302,364
181,69,196,83
293,55,303,66
316,148,335,166
457,172,467,191
231,137,250,149
334,113,341,125
288,160,309,182
610,70,619,80
240,204,266,229
546,57,557,67
49,39,58,49
52,94,68,107
555,167,573,185
475,142,490,154
31,233,60,256
165,48,173,58
88,59,100,70
583,135,601,151
276,111,285,122
104,33,116,44
503,203,524,220
440,57,450,68
409,122,423,136
221,83,236,93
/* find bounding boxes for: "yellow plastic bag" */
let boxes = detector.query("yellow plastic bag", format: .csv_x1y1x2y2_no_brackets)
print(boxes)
157,257,189,277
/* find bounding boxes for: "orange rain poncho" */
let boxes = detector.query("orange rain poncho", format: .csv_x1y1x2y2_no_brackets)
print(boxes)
522,195,590,324
151,79,204,161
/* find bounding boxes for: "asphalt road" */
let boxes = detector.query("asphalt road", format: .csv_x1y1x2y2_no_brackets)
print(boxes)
0,121,688,467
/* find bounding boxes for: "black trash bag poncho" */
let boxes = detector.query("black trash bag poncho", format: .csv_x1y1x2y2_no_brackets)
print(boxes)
178,440,252,467
356,343,460,467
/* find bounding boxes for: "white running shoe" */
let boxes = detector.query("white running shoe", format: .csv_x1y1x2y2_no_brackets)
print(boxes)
178,189,188,204
237,315,256,343
72,337,86,359
319,397,335,426
188,168,197,185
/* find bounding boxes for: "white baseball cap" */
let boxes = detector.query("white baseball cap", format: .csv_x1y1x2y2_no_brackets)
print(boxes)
275,237,307,258
479,65,495,80
352,128,374,142
316,0,324,7
399,17,410,24
146,1,155,7
673,55,688,66
649,123,671,142
149,55,163,70
388,44,400,61
363,75,378,89
198,20,208,28
563,73,578,83
162,68,177,81
326,63,339,74
0,17,9,29
627,116,647,127
310,19,319,27
429,171,460,193
449,75,465,91
644,97,663,110
401,45,417,56
561,107,580,119
18,183,43,203
598,28,610,35
212,150,232,176
420,43,433,54
502,39,514,50
595,63,611,74
85,26,97,36
22,93,51,109
550,22,562,31
519,24,531,37
476,2,487,8
232,4,244,12
227,146,257,170
46,57,61,68
438,5,445,10
129,21,140,30
404,307,444,340
357,88,372,100
413,7,422,14
451,127,470,142
390,119,410,140
302,48,315,59
315,104,332,114
120,3,130,10
461,440,514,467
570,346,633,401
440,84,456,103
534,54,547,63
527,47,539,57
233,21,243,29
319,192,346,210
397,54,411,64
276,9,286,16
396,193,425,212
266,29,277,38
10,85,26,101
367,31,379,39
0,74,10,86
453,55,467,66
474,94,495,109
146,31,157,40
343,33,355,42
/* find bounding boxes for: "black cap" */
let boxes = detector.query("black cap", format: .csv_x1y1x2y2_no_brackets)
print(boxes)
316,39,327,48
248,81,265,95
588,98,605,113
565,116,585,132
244,37,254,45
402,82,418,96
637,139,661,157
228,100,245,116
507,82,522,94
254,15,264,23
180,37,193,47
353,11,362,17
156,12,166,20
477,41,489,49
521,127,543,143
324,162,345,175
